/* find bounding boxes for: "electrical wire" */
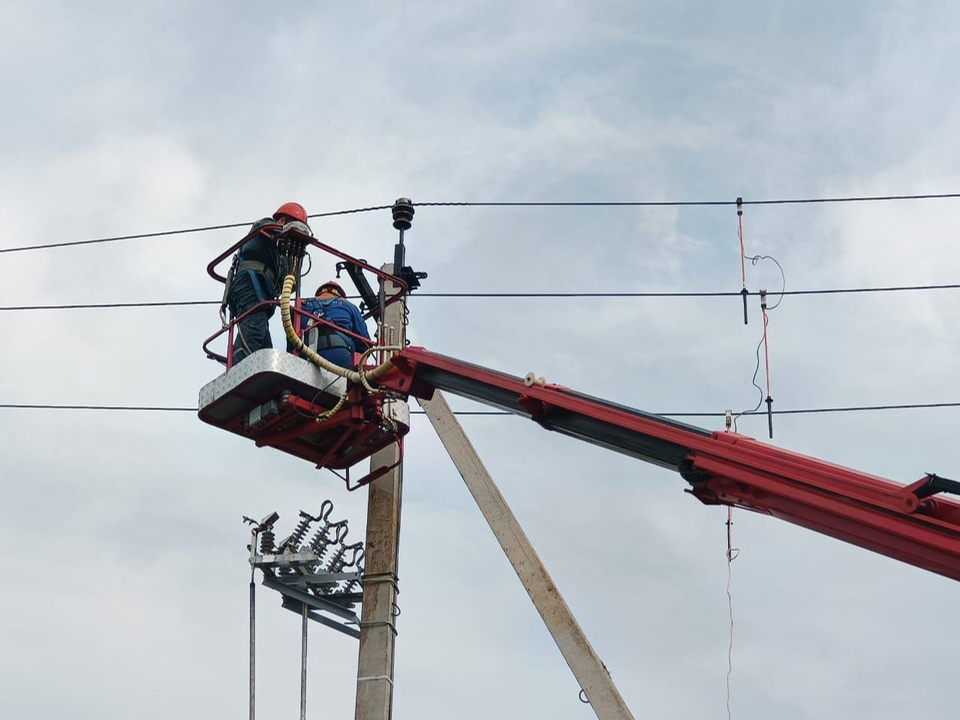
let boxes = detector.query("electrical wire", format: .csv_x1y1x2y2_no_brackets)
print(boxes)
0,404,199,411
0,220,253,255
0,205,392,255
2,194,959,255
0,301,220,311
413,284,960,297
732,329,767,433
746,255,786,309
725,506,740,720
2,402,958,415
735,250,786,433
417,192,960,208
1,282,958,312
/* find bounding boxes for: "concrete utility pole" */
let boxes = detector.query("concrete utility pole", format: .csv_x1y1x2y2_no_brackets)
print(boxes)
354,263,406,720
419,391,636,720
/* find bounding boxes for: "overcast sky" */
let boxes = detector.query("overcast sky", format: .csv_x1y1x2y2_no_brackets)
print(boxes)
1,2,959,718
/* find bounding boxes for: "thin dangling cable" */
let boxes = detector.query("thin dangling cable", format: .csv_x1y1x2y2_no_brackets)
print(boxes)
300,603,308,720
732,256,785,433
249,530,257,720
725,506,740,720
737,197,748,324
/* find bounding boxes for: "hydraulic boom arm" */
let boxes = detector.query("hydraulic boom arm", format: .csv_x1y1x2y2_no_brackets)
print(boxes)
376,347,960,582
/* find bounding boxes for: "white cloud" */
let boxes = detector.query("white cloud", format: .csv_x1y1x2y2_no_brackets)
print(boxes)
2,3,960,719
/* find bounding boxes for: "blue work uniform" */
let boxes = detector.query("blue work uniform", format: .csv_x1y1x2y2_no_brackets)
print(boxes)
228,218,281,363
300,296,371,369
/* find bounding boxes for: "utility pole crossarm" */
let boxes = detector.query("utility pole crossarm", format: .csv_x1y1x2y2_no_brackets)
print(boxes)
419,391,635,720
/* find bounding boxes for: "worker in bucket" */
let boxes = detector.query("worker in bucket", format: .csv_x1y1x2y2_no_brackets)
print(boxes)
300,280,371,369
229,202,311,362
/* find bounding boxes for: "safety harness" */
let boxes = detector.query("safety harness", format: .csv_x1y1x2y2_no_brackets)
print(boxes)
306,298,352,351
236,260,277,303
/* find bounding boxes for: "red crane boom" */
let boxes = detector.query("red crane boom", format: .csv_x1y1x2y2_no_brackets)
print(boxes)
374,347,960,581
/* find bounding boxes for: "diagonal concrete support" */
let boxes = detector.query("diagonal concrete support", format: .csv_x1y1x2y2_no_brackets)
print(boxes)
418,391,635,720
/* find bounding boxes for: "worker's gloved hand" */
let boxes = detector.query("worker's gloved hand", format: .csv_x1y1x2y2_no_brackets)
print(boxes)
284,220,314,237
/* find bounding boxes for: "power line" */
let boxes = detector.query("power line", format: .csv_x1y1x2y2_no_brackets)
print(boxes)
0,220,251,255
2,282,958,312
417,193,960,207
2,402,957,416
0,300,221,311
2,193,959,255
415,283,960,297
0,404,198,412
0,204,392,255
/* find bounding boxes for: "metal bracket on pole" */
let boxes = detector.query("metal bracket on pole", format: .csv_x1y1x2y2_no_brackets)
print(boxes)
418,391,636,720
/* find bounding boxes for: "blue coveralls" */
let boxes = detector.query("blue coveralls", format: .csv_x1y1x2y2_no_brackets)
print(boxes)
301,296,372,369
228,219,281,363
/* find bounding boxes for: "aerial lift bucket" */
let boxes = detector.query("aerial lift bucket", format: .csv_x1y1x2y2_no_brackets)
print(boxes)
199,221,411,488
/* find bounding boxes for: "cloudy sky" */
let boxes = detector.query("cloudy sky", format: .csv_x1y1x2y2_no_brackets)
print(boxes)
1,1,959,718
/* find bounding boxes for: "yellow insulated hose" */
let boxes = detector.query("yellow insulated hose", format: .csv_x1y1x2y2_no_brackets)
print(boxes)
279,274,399,388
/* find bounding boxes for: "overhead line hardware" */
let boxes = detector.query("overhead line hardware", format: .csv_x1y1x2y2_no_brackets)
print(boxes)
0,205,392,255
244,501,365,719
737,197,749,324
415,192,960,207
2,192,959,255
416,285,960,297
4,402,960,416
1,283,958,312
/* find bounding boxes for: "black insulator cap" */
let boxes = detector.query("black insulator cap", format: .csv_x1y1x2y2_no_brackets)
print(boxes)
392,197,415,230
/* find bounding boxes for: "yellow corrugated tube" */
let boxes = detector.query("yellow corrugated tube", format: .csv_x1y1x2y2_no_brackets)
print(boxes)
279,274,399,388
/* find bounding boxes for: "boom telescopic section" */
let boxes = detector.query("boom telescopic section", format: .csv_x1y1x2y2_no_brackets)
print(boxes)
372,347,960,582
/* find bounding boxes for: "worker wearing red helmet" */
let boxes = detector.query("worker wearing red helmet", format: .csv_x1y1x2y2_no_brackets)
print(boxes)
300,280,371,369
228,202,312,363
273,201,309,226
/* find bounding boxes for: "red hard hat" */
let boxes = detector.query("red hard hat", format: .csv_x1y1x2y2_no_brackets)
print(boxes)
273,202,308,224
316,280,345,297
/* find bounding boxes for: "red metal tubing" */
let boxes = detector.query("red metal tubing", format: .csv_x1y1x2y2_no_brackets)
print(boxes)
207,225,279,283
201,299,280,367
302,234,409,296
204,227,408,364
694,459,960,582
344,437,404,490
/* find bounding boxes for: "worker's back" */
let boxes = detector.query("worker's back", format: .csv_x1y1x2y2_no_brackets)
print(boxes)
238,219,281,277
301,296,370,368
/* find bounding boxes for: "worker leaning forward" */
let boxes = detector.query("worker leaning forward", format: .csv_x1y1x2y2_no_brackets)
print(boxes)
300,280,372,369
229,202,311,363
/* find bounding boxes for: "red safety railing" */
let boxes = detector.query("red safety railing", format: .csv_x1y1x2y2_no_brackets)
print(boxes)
202,300,381,368
203,224,409,368
206,225,408,311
